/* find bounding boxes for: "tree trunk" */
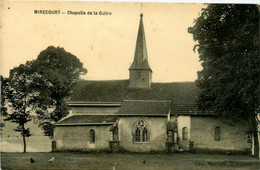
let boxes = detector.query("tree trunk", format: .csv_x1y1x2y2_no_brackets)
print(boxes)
22,125,26,153
257,3,260,158
253,132,259,157
23,134,26,153
252,115,259,157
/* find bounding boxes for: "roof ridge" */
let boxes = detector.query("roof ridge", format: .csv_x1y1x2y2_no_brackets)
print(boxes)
70,114,118,116
152,81,195,84
172,104,197,105
75,80,195,84
76,79,128,82
124,99,172,102
68,101,121,103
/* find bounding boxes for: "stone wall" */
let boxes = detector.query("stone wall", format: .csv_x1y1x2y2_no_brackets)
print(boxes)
118,117,167,152
190,116,250,153
54,125,112,151
53,115,250,153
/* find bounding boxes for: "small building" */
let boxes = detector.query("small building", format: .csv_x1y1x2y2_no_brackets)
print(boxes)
53,14,250,154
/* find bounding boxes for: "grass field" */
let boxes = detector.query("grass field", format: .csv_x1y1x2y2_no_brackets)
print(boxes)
1,152,260,170
1,136,51,152
1,120,52,153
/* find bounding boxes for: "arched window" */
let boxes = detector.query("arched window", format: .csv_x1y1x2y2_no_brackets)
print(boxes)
135,127,141,142
215,127,220,141
90,129,95,143
135,120,148,142
182,127,188,140
143,127,147,142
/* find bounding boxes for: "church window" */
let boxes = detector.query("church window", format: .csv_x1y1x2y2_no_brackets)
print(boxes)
134,120,148,143
135,127,141,142
215,127,220,141
182,127,188,140
143,127,147,142
90,129,95,143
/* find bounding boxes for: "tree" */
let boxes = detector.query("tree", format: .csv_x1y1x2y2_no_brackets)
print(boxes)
25,46,87,138
3,70,34,153
188,4,259,156
1,76,8,135
2,46,86,151
1,76,8,117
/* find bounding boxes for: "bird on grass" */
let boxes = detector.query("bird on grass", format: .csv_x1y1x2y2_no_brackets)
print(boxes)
30,158,35,163
143,160,146,164
226,151,231,155
48,157,55,162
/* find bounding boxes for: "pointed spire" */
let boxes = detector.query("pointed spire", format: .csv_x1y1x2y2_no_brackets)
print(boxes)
129,13,152,71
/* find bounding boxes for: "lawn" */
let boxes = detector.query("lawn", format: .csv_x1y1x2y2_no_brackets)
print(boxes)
1,136,52,152
1,152,260,170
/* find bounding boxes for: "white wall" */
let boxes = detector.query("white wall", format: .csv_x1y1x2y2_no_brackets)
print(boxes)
177,115,191,141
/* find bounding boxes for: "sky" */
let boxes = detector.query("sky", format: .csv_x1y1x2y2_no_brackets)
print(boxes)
1,1,206,82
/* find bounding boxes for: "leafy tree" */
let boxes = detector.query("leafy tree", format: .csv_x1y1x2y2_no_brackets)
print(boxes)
188,4,259,156
2,71,34,153
25,46,87,138
2,46,86,142
1,76,8,135
1,76,8,117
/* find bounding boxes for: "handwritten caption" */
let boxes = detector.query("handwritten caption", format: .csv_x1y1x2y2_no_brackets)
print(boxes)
194,161,253,167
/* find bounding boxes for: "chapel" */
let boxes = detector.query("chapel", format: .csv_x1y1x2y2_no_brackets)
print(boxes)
53,14,250,153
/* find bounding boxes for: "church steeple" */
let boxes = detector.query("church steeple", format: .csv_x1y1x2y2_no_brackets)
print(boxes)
129,14,152,89
129,13,151,71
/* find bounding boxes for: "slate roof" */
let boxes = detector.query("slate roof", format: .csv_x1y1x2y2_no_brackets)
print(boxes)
70,80,129,102
69,80,215,116
171,104,215,116
117,100,171,115
55,115,118,126
70,80,200,104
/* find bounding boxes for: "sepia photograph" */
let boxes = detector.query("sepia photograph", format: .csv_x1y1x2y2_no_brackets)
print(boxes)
1,0,260,169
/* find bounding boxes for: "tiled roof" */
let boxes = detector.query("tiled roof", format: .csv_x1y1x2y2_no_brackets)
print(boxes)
70,80,200,104
70,80,129,102
69,80,215,116
55,115,118,126
171,104,215,116
117,100,171,115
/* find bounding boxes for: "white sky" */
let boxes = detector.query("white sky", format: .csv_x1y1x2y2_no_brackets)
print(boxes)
1,1,207,82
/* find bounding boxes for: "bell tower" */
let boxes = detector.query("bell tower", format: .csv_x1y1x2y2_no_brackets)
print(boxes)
129,13,152,89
